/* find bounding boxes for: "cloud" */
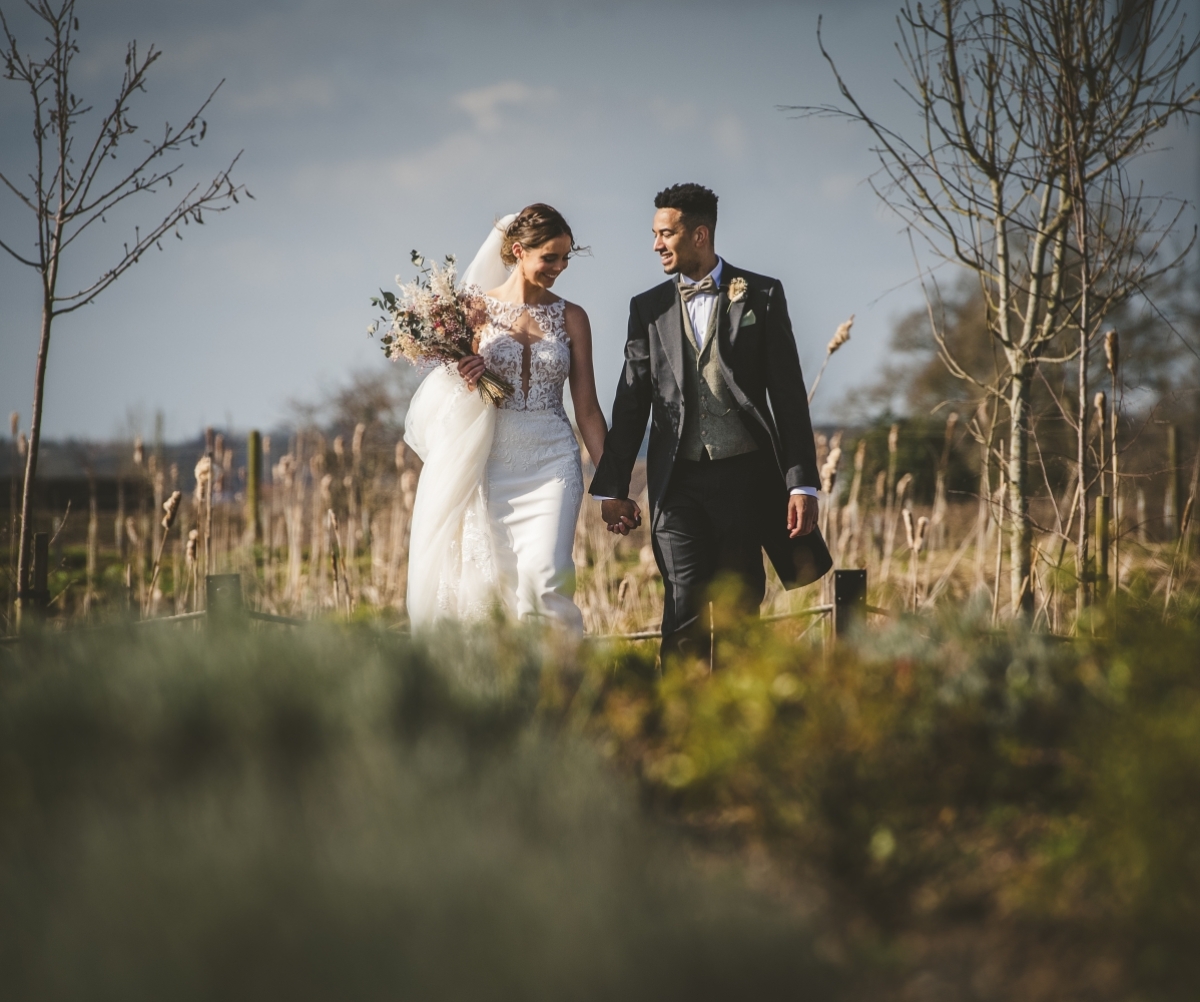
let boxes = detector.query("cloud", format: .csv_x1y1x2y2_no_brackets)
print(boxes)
290,80,564,194
820,173,859,200
647,96,701,133
233,75,336,114
454,80,557,132
711,114,748,159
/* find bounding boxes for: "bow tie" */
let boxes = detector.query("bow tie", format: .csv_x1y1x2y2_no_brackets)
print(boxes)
679,275,719,302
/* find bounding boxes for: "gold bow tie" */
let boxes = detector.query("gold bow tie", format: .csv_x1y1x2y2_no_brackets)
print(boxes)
679,276,719,302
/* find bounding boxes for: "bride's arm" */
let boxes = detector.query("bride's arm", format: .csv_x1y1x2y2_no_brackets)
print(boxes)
564,303,608,466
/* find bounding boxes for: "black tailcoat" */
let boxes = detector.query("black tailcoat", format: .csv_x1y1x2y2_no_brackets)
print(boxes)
589,263,832,588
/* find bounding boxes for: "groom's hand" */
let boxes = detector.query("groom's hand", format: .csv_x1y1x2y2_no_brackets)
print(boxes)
788,494,818,538
601,498,642,535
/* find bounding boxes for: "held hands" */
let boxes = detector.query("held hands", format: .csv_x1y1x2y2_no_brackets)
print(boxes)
457,354,486,391
601,498,642,535
788,494,818,538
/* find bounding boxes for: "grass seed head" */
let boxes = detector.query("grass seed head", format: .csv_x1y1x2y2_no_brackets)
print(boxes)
903,508,915,548
161,491,182,531
888,423,899,454
1105,329,1119,376
9,411,17,437
827,314,854,354
17,432,27,458
193,456,213,502
916,515,930,552
821,447,843,494
133,437,144,468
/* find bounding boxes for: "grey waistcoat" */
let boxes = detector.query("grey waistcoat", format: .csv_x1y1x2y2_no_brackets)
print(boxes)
677,293,760,462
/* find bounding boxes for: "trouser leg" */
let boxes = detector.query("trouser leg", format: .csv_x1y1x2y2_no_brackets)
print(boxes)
653,472,715,661
702,453,768,616
654,453,769,662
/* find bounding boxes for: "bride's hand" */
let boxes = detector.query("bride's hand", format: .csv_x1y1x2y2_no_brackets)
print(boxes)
457,354,486,391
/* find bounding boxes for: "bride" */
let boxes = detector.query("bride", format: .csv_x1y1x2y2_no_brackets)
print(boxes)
402,204,609,633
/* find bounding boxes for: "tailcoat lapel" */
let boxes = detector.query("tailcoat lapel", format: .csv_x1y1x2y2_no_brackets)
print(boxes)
715,264,772,444
723,274,747,349
655,278,686,400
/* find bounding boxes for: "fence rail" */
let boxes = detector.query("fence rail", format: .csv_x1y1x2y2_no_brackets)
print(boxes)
5,569,880,646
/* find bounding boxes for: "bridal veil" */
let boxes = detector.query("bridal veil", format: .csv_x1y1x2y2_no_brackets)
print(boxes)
402,214,514,626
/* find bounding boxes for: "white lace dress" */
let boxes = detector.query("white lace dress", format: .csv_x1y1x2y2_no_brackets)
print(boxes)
401,295,583,633
478,295,584,631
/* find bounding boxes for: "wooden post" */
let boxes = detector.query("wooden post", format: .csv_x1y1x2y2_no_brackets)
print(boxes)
1095,496,1110,597
1166,424,1181,539
246,430,262,544
206,573,245,630
17,531,50,632
833,569,867,640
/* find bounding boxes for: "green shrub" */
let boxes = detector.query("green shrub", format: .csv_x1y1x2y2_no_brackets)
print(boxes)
584,602,1200,996
0,625,836,1002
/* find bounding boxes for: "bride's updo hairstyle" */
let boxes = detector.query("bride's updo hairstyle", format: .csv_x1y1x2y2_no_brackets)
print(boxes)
500,204,584,267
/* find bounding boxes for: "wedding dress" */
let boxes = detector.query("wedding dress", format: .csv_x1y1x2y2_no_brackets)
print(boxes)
403,218,584,633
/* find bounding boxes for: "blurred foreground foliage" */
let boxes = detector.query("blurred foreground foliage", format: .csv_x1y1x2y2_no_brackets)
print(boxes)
582,600,1200,999
0,625,834,1002
2,601,1199,999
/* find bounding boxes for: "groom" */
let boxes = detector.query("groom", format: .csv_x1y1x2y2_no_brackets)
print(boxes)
590,183,832,659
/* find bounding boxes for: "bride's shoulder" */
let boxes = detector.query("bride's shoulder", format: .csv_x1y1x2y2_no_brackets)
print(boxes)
561,300,592,336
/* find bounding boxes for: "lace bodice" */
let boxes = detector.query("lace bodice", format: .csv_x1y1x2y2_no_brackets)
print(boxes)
478,295,571,415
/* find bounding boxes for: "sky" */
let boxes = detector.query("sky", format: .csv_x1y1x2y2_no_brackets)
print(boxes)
1,0,1197,442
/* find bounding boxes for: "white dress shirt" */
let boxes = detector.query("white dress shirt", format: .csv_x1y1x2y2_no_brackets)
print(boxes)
593,258,817,501
680,258,723,350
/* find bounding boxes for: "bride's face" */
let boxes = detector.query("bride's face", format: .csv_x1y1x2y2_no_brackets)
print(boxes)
513,234,572,289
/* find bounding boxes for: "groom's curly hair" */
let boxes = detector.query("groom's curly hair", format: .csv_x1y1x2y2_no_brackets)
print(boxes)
654,183,718,234
501,204,584,267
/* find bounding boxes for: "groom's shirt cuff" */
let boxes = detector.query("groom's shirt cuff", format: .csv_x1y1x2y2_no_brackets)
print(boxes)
592,495,616,501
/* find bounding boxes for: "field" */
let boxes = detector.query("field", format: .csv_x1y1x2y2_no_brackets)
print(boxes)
4,414,1196,638
2,419,1199,1000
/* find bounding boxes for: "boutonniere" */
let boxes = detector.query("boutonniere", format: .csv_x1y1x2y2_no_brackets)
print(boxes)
727,277,748,303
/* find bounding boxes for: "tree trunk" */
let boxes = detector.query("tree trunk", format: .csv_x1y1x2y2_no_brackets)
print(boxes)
15,301,53,626
1008,365,1034,617
1076,334,1089,615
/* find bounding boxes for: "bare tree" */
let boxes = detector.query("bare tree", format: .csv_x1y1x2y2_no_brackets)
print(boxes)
0,0,249,622
795,0,1199,616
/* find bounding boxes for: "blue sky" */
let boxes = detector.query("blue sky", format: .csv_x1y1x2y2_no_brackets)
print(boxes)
1,0,1196,440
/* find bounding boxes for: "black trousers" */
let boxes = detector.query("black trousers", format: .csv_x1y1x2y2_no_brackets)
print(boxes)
652,451,771,661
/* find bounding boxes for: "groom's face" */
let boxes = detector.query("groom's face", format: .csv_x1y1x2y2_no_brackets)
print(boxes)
652,208,710,276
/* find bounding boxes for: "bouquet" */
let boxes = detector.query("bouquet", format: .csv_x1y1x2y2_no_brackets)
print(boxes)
370,252,513,404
